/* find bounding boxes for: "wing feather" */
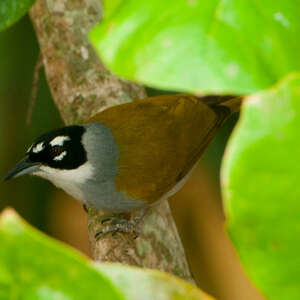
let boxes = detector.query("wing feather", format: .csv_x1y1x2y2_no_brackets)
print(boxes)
87,94,233,203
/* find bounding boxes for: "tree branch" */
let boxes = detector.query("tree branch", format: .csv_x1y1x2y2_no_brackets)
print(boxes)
30,0,194,283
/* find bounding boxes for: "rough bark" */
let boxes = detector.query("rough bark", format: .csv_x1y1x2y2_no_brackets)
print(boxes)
30,0,194,282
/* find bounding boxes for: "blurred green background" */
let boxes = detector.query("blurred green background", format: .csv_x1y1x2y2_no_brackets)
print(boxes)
0,16,261,300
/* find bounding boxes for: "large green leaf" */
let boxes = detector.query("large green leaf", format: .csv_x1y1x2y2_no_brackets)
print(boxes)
103,0,124,18
222,73,300,299
0,209,124,300
0,0,35,32
98,264,214,300
0,209,211,300
90,0,300,94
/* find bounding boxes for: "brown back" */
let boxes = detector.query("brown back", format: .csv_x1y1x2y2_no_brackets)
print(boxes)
87,94,239,203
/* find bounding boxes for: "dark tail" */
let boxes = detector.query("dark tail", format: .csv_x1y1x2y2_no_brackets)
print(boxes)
198,95,243,115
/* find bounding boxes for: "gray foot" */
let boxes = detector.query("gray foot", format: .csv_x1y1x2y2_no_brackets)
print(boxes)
95,211,147,240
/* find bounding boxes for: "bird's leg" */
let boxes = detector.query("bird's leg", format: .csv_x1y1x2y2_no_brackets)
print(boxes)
94,208,149,240
82,204,89,213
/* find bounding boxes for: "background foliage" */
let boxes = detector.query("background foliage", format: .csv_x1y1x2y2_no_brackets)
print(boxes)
91,0,300,94
0,0,34,31
0,209,208,300
223,74,300,299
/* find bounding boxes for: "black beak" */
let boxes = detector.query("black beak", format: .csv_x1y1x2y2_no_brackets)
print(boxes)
4,157,40,181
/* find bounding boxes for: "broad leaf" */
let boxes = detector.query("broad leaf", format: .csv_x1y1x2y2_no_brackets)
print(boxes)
222,73,300,299
103,0,124,18
0,0,35,32
98,263,215,300
90,0,300,94
0,209,124,300
0,209,212,300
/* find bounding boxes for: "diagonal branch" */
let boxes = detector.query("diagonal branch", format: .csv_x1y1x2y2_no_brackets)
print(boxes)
30,0,194,283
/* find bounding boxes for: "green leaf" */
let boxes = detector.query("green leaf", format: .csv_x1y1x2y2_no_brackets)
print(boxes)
0,208,124,300
222,73,300,299
0,209,212,300
98,263,214,300
103,0,124,18
0,0,35,32
90,0,300,94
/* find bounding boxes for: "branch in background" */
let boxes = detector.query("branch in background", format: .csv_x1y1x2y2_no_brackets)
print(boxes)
30,0,194,283
26,52,43,125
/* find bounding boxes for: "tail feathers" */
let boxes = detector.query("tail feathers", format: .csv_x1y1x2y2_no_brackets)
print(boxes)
198,95,243,115
218,96,243,114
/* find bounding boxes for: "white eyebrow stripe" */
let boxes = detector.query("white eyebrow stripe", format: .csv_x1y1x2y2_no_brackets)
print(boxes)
32,142,45,153
50,136,70,146
53,151,67,161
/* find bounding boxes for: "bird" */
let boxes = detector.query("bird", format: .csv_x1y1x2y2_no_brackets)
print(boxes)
4,94,241,235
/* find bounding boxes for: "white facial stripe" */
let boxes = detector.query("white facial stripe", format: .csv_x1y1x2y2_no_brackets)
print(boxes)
34,162,94,200
37,162,94,183
53,151,67,161
32,142,45,153
50,136,70,147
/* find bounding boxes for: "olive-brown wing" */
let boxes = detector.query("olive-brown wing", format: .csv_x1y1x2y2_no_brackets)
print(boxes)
88,94,227,204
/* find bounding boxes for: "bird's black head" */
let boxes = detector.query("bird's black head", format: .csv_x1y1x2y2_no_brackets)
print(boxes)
4,125,87,181
28,125,87,169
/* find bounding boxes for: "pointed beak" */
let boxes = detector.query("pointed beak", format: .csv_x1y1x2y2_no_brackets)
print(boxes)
4,156,41,181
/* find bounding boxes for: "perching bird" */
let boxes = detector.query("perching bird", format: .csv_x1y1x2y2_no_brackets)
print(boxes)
4,94,241,234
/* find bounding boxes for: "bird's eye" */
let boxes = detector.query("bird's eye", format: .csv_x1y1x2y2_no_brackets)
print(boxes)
50,145,63,157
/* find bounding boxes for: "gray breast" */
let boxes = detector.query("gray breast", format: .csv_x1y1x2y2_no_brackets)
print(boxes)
81,122,146,212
